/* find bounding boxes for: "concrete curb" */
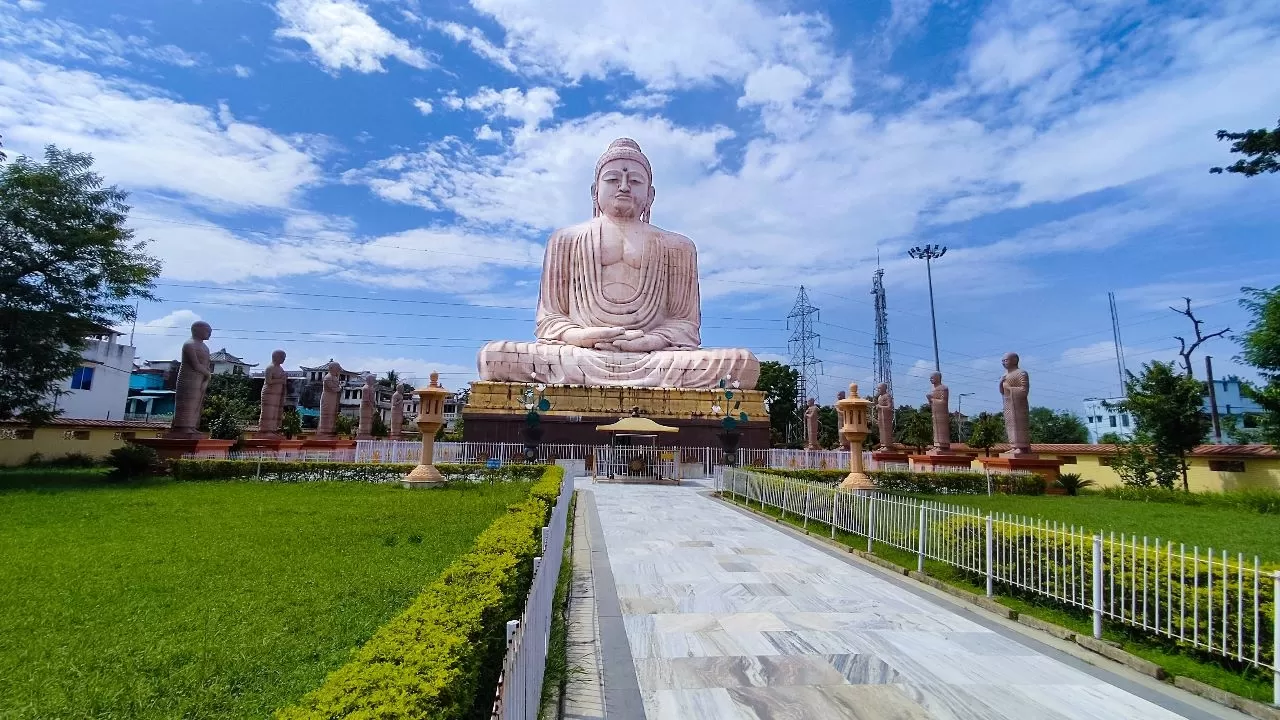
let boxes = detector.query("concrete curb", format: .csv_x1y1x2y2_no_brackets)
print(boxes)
1075,635,1167,680
1018,613,1076,641
1174,677,1280,720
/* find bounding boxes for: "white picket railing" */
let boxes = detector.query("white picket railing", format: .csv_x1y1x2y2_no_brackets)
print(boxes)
491,472,574,720
719,468,1280,704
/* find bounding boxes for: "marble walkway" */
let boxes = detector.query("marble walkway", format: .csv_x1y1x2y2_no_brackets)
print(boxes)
582,479,1237,720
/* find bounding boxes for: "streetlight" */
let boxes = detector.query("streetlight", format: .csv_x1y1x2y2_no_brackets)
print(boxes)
956,392,974,441
908,244,947,373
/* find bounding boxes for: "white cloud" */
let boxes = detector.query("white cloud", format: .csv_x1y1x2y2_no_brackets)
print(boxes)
446,86,560,128
619,92,670,111
0,59,322,211
126,309,203,362
411,97,433,115
16,0,43,10
274,0,427,73
0,3,202,68
738,64,811,107
232,64,253,78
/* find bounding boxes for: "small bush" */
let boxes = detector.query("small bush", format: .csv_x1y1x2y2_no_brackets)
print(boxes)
24,452,99,468
276,465,566,720
757,467,1045,495
1099,486,1280,515
1055,472,1095,496
169,460,546,484
106,444,158,480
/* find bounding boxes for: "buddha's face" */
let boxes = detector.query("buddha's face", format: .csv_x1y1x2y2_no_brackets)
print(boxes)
930,372,942,386
1002,353,1019,370
192,322,211,341
272,350,286,365
595,158,653,219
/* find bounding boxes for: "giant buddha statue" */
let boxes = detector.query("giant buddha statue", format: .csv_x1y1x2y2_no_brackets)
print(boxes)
478,138,760,389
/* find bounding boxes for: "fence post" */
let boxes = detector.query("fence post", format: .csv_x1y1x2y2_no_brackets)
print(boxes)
541,526,549,555
256,455,262,480
985,514,994,598
917,504,926,574
506,618,519,644
866,495,875,553
830,489,838,539
803,485,812,531
534,556,542,579
1093,535,1104,640
1273,571,1279,706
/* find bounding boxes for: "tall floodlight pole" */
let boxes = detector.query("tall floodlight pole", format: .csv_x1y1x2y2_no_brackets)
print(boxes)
908,245,947,373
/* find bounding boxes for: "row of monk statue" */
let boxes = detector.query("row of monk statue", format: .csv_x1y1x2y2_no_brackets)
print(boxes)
802,353,1032,457
167,321,405,441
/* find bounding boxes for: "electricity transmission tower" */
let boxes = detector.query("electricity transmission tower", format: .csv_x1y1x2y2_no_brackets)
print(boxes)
872,267,893,392
787,286,822,415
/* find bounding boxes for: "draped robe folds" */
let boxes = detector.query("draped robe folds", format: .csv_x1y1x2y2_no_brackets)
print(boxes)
170,339,210,437
928,385,951,451
317,375,341,438
478,218,759,388
1001,368,1032,454
257,365,287,435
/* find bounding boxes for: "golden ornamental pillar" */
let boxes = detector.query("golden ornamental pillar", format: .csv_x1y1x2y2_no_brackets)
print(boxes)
836,383,875,491
404,372,449,488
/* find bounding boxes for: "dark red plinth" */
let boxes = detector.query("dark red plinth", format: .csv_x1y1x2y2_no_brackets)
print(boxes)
909,453,978,472
131,437,235,460
462,412,771,449
240,437,306,452
871,451,911,468
978,456,1067,492
300,438,357,450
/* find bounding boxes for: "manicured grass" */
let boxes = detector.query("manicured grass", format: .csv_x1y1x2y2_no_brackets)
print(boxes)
913,493,1280,562
725,493,1275,704
0,471,532,720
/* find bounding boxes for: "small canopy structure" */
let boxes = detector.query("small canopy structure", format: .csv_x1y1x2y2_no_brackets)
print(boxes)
594,416,679,434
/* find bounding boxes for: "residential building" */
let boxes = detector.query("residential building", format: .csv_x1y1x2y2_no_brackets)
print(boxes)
49,325,135,420
1083,377,1264,444
1082,396,1134,443
125,368,175,422
1206,376,1265,441
209,348,257,376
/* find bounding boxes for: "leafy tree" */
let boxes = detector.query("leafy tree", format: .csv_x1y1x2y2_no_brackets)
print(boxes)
1118,361,1211,491
0,135,6,162
334,414,355,438
1237,285,1280,447
200,374,257,432
817,404,839,449
1098,431,1124,445
895,404,932,453
756,361,800,447
281,407,302,439
371,413,389,438
1210,117,1280,176
0,146,160,421
378,370,400,389
1028,407,1090,444
1218,414,1260,445
1110,430,1181,490
967,412,1006,456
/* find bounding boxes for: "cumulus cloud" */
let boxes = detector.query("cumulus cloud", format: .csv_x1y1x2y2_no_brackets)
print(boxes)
412,97,433,115
274,0,427,73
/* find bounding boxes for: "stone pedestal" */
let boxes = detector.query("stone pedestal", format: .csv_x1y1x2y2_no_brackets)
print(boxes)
909,453,977,473
977,456,1066,493
836,385,875,492
240,437,305,453
462,381,770,448
405,373,450,489
300,438,356,451
131,437,235,461
870,450,910,469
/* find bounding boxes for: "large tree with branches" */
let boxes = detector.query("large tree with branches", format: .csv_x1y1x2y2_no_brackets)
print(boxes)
1170,297,1229,378
1210,117,1280,177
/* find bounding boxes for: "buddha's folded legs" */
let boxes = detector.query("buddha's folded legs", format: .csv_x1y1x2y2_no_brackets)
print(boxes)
478,341,760,389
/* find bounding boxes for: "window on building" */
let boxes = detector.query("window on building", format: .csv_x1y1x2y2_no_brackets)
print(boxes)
1059,455,1077,464
1109,415,1117,427
233,365,244,375
1121,415,1130,427
62,430,90,440
1208,460,1245,473
1099,456,1115,467
71,366,94,390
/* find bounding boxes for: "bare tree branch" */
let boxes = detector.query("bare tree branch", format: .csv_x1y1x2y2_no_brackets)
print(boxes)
1170,297,1229,377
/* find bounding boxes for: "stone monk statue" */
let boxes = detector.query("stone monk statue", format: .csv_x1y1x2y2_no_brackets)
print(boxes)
169,321,213,438
874,382,894,450
257,349,288,437
477,138,759,389
316,362,342,439
1000,353,1032,456
358,373,376,439
926,372,951,453
389,388,404,440
803,398,819,450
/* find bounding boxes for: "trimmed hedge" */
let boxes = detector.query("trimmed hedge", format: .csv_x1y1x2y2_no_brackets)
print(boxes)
171,459,546,484
756,467,1045,495
276,464,566,720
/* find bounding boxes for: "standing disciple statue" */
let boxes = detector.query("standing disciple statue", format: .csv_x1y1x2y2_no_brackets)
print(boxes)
390,387,404,440
1000,353,1032,456
803,398,819,450
926,372,951,452
317,362,342,439
257,350,288,437
477,138,759,389
358,374,376,439
875,382,894,450
168,321,213,438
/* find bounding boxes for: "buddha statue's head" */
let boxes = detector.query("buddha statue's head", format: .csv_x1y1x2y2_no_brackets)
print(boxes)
592,138,655,223
191,321,212,341
876,382,889,396
930,371,942,386
271,349,286,365
1002,352,1020,370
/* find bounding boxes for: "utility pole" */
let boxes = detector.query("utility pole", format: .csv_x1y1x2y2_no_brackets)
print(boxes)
1205,355,1222,444
1108,291,1128,396
908,245,946,373
787,286,822,442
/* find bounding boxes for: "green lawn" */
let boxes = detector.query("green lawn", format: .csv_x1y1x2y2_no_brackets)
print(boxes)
0,471,531,720
916,493,1280,563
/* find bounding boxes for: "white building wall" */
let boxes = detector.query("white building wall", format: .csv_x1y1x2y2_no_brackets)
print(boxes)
54,338,135,420
1082,396,1135,443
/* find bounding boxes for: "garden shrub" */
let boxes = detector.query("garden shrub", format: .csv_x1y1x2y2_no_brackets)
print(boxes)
24,452,99,468
276,465,566,720
757,467,1045,495
1099,486,1280,515
170,460,546,484
105,444,158,480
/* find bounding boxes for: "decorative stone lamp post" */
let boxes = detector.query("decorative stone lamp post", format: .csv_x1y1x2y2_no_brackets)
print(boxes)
404,372,449,489
836,383,875,492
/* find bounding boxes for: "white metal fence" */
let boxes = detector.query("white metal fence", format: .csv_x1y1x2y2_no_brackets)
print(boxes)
492,472,574,720
594,446,681,481
719,468,1280,704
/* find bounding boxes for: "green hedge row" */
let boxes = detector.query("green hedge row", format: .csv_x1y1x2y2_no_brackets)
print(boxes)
755,467,1046,495
276,464,566,720
171,459,547,484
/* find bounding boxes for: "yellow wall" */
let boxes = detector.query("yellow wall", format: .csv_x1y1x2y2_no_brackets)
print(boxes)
1028,453,1280,492
0,427,166,467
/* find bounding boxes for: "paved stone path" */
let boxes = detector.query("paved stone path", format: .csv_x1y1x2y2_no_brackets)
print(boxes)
583,479,1234,720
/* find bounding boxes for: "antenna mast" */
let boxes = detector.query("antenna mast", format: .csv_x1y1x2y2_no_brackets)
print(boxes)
872,267,893,392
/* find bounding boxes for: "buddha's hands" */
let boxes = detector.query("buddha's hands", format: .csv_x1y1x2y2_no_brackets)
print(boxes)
564,326,626,348
608,334,669,352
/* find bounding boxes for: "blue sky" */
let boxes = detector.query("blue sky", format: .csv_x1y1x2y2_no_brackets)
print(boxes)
2,0,1278,416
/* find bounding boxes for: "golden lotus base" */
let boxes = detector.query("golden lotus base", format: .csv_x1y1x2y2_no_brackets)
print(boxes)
402,463,445,489
839,472,875,491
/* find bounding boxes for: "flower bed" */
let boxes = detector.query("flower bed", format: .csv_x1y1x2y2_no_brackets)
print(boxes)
171,459,546,484
755,467,1045,495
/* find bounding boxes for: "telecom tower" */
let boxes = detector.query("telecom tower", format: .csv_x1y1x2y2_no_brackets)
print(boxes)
1108,291,1128,397
787,286,822,411
872,267,893,391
